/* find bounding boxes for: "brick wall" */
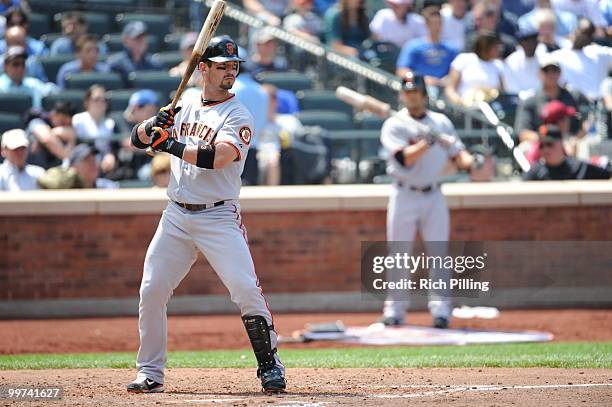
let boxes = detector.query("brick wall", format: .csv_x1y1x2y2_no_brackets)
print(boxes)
2,203,611,302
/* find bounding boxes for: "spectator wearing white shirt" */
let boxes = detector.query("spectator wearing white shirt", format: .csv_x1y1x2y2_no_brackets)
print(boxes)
503,27,542,97
0,129,44,191
551,0,607,34
440,0,469,51
518,0,577,37
72,85,117,174
534,8,572,55
369,0,427,49
553,18,612,100
445,31,505,106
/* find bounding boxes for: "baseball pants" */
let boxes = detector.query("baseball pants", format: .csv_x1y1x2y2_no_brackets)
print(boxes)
383,185,452,321
135,201,279,383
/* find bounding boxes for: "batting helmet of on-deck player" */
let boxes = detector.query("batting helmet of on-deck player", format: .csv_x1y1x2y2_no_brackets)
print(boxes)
401,71,428,97
201,36,245,63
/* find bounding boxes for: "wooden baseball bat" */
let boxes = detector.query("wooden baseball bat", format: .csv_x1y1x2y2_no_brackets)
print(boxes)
146,0,226,156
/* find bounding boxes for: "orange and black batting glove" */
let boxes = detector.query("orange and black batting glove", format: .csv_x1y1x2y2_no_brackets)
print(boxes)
154,105,182,129
150,127,186,158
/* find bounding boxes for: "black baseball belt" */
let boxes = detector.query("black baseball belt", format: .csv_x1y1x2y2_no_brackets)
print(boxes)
173,200,227,211
396,181,438,193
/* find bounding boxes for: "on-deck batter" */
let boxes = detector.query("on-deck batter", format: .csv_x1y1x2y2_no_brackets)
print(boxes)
379,73,484,329
126,36,286,394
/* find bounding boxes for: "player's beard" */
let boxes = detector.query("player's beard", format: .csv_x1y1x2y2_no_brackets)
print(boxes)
221,78,235,90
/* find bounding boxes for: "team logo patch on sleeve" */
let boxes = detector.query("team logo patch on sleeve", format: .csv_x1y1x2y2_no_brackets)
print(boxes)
239,126,252,144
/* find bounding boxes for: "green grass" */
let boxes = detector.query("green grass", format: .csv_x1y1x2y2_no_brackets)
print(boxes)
1,342,610,370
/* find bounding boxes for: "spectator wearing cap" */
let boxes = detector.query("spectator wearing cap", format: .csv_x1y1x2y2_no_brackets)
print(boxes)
37,143,118,189
465,0,517,58
523,100,577,164
111,89,159,180
523,124,611,180
502,27,541,97
245,28,289,77
368,0,426,49
324,0,370,57
72,85,117,174
169,32,203,88
445,32,505,107
515,55,588,143
533,8,572,55
0,128,44,191
551,18,612,100
283,0,324,42
106,21,163,86
440,0,469,51
56,34,110,89
0,46,56,109
396,6,458,88
0,9,48,58
518,0,577,37
551,0,607,35
26,101,77,169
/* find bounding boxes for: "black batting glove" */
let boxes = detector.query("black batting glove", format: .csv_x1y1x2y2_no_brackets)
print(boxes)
155,105,182,129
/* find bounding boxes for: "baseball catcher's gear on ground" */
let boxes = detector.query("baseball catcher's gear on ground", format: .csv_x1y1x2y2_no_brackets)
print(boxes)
202,36,245,63
242,315,286,392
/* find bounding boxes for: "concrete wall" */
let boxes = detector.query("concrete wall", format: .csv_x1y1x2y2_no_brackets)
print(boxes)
1,181,611,317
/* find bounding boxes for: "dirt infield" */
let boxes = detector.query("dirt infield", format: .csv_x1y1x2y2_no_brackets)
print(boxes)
1,368,611,406
1,310,611,354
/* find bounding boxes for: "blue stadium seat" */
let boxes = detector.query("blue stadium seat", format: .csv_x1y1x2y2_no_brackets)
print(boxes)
128,71,180,97
65,72,123,90
256,71,314,92
40,55,74,83
297,90,353,116
0,113,23,133
152,51,183,70
0,94,33,115
29,13,52,38
297,110,353,131
42,90,86,111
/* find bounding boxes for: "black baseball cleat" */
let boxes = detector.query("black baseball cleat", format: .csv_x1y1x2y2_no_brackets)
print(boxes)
378,316,405,327
433,317,449,329
259,366,286,394
126,378,165,393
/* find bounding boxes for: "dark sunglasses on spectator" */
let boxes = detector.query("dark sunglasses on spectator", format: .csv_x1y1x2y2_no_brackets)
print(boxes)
542,67,560,73
8,60,25,67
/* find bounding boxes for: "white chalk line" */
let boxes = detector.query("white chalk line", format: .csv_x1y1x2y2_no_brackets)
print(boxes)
371,383,612,399
162,383,612,403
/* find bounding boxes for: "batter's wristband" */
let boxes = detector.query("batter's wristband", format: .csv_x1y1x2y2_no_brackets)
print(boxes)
130,124,149,149
167,140,186,159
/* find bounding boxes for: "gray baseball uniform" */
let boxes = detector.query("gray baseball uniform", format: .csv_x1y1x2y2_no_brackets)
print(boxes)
380,108,465,323
135,94,283,384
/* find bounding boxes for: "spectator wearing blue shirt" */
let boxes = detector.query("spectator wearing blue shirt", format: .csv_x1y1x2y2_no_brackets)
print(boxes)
602,0,612,38
56,35,110,89
396,7,458,87
106,21,163,86
0,1,20,14
50,12,108,57
0,24,47,59
518,0,576,37
0,46,56,109
501,0,535,19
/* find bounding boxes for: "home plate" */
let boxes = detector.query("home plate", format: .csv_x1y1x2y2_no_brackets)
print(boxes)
281,322,553,345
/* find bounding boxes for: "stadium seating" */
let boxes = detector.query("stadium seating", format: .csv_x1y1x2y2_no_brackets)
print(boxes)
129,71,180,97
355,112,385,130
296,90,354,116
116,13,171,44
0,94,33,115
297,111,353,131
65,72,123,90
42,90,86,111
152,51,183,69
29,13,52,38
102,33,160,54
106,89,164,111
54,12,113,36
256,71,314,92
40,55,74,82
0,113,23,133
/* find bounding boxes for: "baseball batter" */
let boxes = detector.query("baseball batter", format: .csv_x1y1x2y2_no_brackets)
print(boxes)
126,36,286,394
379,73,481,329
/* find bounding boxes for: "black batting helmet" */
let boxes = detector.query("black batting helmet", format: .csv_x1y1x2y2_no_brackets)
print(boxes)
201,36,245,63
401,71,427,97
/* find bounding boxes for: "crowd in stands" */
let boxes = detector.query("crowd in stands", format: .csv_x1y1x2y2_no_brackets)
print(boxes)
0,0,610,192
